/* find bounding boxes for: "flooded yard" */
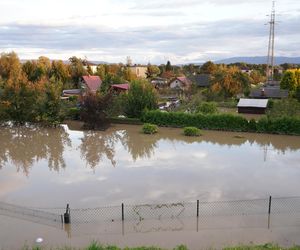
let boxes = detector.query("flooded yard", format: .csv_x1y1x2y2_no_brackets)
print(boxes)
1,123,300,249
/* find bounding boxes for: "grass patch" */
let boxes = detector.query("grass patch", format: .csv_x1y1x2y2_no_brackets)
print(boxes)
183,127,202,136
142,123,158,134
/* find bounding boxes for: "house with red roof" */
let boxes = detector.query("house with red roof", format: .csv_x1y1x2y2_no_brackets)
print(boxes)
169,77,191,90
81,75,102,93
61,75,102,99
110,83,130,94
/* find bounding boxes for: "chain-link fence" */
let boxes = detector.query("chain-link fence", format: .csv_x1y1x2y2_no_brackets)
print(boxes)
1,196,300,230
0,201,62,228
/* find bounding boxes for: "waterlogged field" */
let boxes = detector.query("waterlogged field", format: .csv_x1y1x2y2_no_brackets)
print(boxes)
1,123,300,249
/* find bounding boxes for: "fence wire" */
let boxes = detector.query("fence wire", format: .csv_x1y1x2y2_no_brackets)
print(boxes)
1,196,300,229
0,201,62,228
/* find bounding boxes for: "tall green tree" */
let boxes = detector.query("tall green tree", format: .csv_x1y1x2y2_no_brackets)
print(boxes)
146,64,161,78
39,80,63,125
166,61,172,72
124,80,158,118
280,70,298,91
50,60,70,84
0,76,40,124
68,56,87,87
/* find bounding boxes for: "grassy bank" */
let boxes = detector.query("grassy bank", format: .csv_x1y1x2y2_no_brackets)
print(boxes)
22,242,300,250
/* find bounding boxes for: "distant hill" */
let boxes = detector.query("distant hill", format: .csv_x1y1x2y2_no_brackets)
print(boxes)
214,56,300,65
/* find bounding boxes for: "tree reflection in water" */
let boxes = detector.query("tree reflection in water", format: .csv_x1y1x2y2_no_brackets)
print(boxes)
80,130,119,169
120,130,158,161
0,125,71,175
79,128,160,169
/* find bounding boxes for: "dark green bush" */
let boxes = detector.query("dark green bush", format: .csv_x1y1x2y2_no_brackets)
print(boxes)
142,123,158,134
142,110,300,135
67,107,80,120
183,127,201,136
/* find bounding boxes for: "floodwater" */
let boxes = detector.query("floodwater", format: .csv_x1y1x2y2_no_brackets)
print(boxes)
1,123,300,249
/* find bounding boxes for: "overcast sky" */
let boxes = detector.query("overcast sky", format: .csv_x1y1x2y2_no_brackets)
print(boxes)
0,0,299,64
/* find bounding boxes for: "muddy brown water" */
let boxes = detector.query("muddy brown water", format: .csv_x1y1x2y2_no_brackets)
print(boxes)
0,123,300,249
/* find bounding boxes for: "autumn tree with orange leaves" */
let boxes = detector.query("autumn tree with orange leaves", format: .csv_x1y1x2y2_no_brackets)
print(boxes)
210,65,250,98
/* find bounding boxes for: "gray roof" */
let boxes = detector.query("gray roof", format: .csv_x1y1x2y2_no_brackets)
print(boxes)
190,74,211,87
237,98,268,108
62,89,81,95
250,87,288,99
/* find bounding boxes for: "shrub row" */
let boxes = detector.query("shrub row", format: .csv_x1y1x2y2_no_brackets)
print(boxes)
141,110,300,135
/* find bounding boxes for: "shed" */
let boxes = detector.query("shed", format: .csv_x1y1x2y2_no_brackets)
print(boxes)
237,98,269,114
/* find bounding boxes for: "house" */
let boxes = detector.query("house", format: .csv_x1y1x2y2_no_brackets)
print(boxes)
61,75,102,99
237,98,269,114
151,77,168,87
81,75,102,93
189,74,211,88
84,61,98,74
250,87,288,99
110,83,130,94
169,77,192,90
130,65,147,78
241,68,253,75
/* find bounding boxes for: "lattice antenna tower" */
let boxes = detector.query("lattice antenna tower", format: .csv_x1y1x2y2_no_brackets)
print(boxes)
266,1,276,84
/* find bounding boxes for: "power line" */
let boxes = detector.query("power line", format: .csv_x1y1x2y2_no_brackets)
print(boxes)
266,1,276,84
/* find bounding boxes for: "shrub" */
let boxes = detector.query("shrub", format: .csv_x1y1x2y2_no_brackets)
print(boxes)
142,123,158,134
124,80,158,118
183,127,202,136
80,92,113,129
196,101,218,114
67,107,80,120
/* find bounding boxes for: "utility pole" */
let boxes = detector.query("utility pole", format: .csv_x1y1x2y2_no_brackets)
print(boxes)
266,1,276,85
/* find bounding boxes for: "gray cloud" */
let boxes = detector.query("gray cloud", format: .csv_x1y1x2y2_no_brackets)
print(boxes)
0,15,299,63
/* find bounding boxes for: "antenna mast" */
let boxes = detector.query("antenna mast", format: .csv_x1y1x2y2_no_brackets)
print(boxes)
266,1,276,84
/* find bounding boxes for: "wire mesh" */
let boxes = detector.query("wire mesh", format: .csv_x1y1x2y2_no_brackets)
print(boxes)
272,196,300,214
0,201,62,228
70,205,121,224
197,198,269,216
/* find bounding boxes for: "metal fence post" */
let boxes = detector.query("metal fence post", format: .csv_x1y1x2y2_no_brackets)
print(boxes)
268,196,272,215
197,200,199,217
64,204,71,224
122,203,124,221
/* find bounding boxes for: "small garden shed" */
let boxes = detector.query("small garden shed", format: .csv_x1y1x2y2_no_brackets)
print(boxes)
237,98,269,114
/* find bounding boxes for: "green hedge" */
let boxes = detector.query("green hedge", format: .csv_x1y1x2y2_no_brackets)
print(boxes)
141,110,300,135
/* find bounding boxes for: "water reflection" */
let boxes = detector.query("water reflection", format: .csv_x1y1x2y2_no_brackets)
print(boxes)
120,130,158,161
80,130,119,169
1,123,300,174
0,125,71,175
